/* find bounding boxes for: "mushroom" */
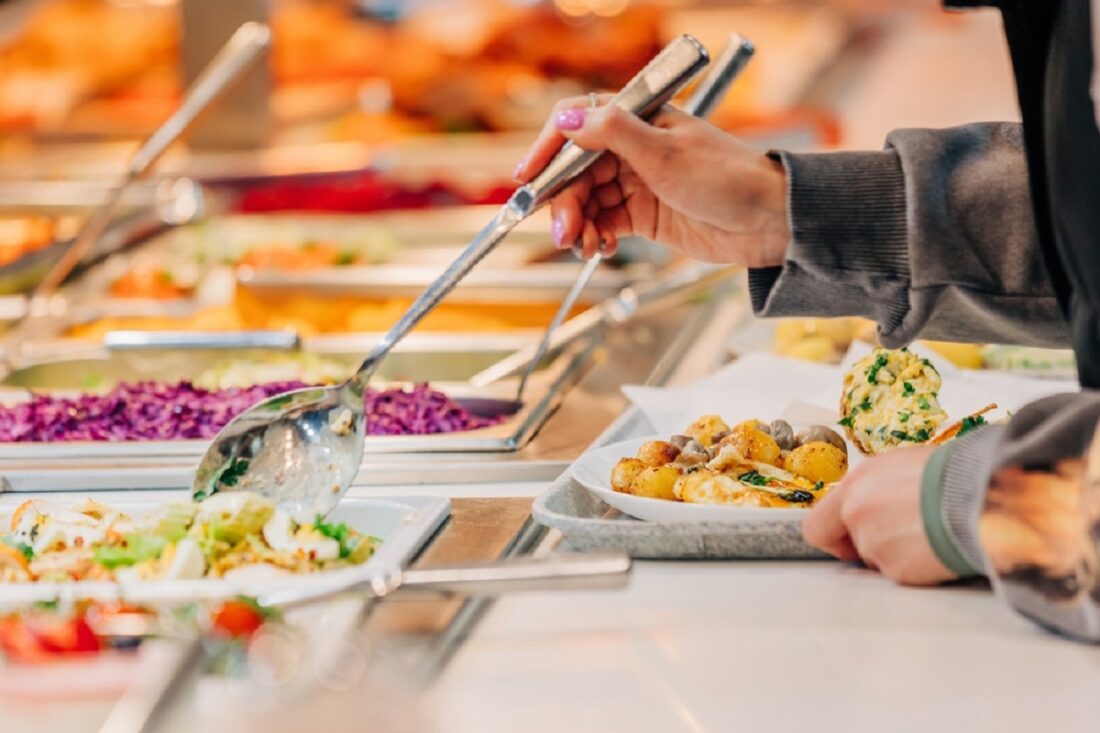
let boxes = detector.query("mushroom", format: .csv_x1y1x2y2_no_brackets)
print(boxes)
768,420,795,450
795,425,848,455
669,434,692,449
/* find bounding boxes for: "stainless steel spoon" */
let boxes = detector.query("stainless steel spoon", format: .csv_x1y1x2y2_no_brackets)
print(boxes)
193,35,710,519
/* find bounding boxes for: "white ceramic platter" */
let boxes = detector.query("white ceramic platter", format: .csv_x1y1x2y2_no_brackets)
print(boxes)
572,437,820,525
0,495,449,606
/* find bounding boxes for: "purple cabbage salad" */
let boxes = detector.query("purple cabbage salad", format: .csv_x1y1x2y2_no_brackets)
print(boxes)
0,381,502,442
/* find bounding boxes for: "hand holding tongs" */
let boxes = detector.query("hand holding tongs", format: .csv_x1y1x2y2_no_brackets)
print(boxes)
513,34,755,404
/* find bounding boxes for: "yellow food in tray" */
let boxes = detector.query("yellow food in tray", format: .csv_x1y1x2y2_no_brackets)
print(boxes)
839,348,948,456
611,416,849,508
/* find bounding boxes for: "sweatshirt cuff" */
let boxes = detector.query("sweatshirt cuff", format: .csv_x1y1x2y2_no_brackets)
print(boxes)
747,149,912,336
920,424,1006,577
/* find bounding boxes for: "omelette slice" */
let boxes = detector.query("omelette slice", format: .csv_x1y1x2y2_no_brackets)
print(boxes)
840,348,947,455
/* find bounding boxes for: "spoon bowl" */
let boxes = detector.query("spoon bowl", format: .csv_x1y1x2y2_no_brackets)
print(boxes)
193,382,365,521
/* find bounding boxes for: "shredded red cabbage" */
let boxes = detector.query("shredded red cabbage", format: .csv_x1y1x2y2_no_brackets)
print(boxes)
0,381,502,442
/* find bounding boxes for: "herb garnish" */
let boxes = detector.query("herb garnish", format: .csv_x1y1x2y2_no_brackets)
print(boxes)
737,470,770,487
866,353,889,384
837,415,855,428
902,381,915,396
314,515,353,559
917,396,931,411
957,415,987,437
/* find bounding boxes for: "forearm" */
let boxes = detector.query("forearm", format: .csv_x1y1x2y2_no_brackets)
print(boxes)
924,393,1100,642
750,122,1071,348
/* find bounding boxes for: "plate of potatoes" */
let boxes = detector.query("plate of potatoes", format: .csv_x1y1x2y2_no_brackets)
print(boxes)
572,415,856,524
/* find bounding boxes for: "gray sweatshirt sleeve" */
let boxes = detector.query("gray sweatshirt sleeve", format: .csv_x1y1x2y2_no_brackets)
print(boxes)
749,122,1071,348
923,393,1100,643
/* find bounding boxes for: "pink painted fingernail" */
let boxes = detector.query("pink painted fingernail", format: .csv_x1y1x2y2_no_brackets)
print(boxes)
512,161,525,180
555,108,586,131
552,217,565,247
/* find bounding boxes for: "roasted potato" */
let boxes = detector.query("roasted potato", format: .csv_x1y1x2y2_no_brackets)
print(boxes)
717,423,782,466
635,439,681,467
684,415,730,447
611,458,646,494
785,441,848,484
629,465,681,501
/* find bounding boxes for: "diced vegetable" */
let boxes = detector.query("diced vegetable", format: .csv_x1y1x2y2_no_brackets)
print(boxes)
196,493,276,546
93,534,168,569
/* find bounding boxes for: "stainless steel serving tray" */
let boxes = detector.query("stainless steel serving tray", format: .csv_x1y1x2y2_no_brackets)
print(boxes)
0,333,594,467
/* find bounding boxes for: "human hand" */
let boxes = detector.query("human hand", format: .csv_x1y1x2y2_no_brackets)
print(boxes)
802,445,957,586
512,97,790,264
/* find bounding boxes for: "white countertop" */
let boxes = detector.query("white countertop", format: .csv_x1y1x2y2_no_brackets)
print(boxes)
2,484,1099,733
427,560,1100,733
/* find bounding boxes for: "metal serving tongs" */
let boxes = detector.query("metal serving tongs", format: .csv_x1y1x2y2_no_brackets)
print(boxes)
3,22,271,354
513,34,755,404
192,35,711,519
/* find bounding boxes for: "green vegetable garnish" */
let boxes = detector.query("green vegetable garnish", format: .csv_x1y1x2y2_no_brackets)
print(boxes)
217,458,250,488
913,428,932,442
957,415,987,437
866,353,889,384
837,415,855,428
94,534,167,569
921,358,938,373
813,481,825,490
917,396,931,411
890,430,909,441
313,515,353,559
898,411,910,423
902,381,915,396
737,471,770,487
859,398,873,412
2,536,33,561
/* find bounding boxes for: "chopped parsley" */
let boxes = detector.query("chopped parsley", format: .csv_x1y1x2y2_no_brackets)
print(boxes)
917,396,931,411
957,415,987,437
866,353,889,384
737,470,770,487
891,427,933,443
921,358,938,373
837,415,855,428
902,381,915,396
314,515,353,559
898,411,910,423
813,481,825,490
218,458,250,488
859,398,873,412
782,490,815,504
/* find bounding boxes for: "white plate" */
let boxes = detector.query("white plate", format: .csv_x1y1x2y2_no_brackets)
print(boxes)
0,495,450,606
571,437,812,525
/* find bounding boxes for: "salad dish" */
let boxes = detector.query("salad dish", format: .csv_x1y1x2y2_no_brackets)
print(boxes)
0,492,377,584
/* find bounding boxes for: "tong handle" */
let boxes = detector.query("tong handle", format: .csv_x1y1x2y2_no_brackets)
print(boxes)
513,34,709,215
351,35,708,382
